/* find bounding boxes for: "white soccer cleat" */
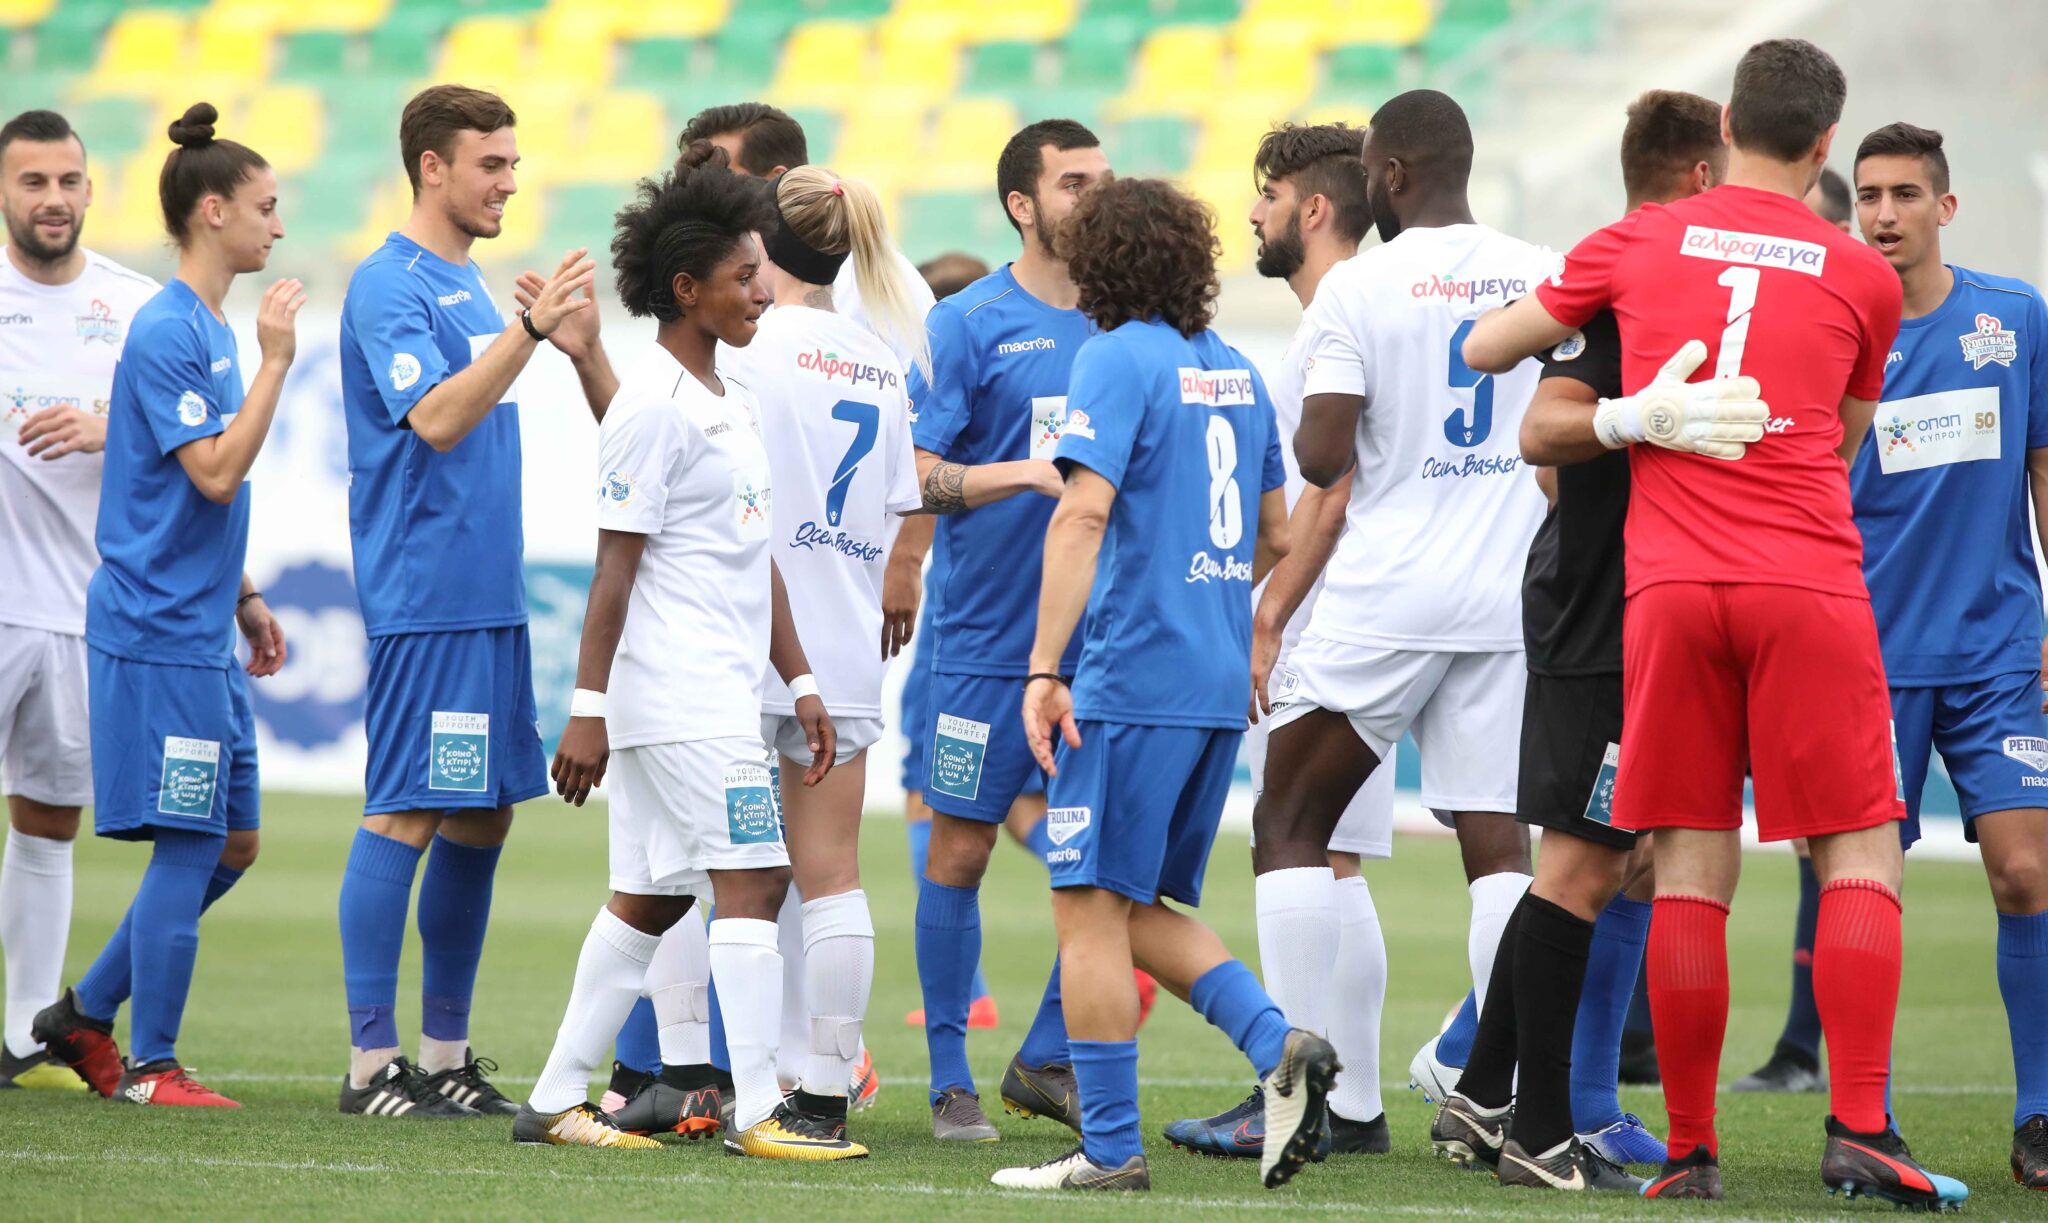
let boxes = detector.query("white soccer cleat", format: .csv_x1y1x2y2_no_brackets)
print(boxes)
1408,1034,1460,1105
991,1146,1150,1191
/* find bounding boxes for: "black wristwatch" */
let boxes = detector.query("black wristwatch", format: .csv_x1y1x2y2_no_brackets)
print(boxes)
520,308,547,342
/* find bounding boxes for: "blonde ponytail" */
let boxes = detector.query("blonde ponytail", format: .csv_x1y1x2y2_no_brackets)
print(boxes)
776,165,933,384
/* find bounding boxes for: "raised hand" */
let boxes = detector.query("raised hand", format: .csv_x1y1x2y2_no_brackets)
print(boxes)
255,277,307,368
524,248,597,339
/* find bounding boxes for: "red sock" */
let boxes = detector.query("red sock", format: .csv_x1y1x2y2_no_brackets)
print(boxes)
1814,878,1901,1134
1649,895,1730,1160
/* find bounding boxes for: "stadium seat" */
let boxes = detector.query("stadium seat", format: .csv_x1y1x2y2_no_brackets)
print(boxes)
618,36,692,89
1342,0,1433,46
533,9,615,90
1160,0,1242,23
192,9,274,85
926,96,1018,191
897,0,1078,44
582,91,667,183
965,40,1040,96
492,83,580,186
1113,25,1227,118
366,5,456,75
542,181,627,263
1323,41,1404,99
771,20,875,110
86,8,188,95
1102,115,1196,176
830,96,926,196
278,30,354,78
0,0,56,28
898,187,1012,264
1227,18,1318,108
29,0,120,73
1057,16,1142,92
437,15,531,83
617,0,729,40
237,85,324,174
873,12,963,105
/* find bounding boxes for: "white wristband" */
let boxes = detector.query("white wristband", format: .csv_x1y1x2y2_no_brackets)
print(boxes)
1592,395,1645,449
787,673,820,701
570,688,607,719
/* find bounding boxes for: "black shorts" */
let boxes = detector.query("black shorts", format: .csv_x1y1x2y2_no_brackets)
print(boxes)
1516,671,1636,851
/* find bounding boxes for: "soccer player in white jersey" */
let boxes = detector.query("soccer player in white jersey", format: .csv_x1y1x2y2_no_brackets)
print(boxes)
1260,92,1552,1093
0,109,208,1092
1164,122,1394,1160
522,143,861,1160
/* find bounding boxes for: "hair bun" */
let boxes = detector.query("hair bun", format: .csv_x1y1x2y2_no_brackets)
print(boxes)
167,103,218,150
675,138,728,173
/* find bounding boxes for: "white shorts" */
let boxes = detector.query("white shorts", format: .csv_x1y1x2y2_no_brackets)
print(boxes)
759,713,883,767
0,625,91,807
1247,711,1398,858
607,736,789,895
1268,635,1525,815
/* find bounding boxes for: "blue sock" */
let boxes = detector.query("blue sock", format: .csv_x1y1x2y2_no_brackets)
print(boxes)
1437,990,1479,1068
1780,855,1823,1059
416,834,501,1045
339,828,423,1051
1571,893,1652,1131
1071,1038,1143,1166
74,862,244,1020
1016,956,1069,1066
1998,911,2048,1125
1023,817,1053,867
124,830,224,1064
617,997,661,1074
1189,959,1290,1078
907,821,990,1004
916,878,980,1097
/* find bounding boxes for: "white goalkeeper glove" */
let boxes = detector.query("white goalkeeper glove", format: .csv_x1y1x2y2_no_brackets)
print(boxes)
1591,339,1770,461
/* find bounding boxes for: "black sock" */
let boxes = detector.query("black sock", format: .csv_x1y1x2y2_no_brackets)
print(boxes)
1456,897,1527,1110
791,1088,848,1120
1508,895,1595,1154
660,1062,719,1091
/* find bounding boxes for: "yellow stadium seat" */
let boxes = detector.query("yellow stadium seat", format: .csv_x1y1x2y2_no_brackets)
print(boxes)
1188,104,1287,180
1113,26,1227,119
1241,0,1344,40
215,0,391,35
926,97,1018,191
96,151,174,254
236,85,324,175
771,20,875,110
0,0,56,29
829,98,927,198
894,0,1076,43
582,91,668,183
610,0,728,39
493,84,582,187
1339,0,1432,47
873,13,962,104
1228,19,1318,104
192,10,274,84
534,10,615,90
438,15,532,85
89,10,191,96
1182,168,1254,273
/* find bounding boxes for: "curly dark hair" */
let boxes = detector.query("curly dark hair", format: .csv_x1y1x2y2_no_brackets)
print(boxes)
1056,177,1218,338
612,140,774,321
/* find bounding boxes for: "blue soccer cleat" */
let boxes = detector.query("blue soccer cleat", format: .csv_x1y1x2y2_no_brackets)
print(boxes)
1580,1113,1668,1167
1163,1086,1266,1159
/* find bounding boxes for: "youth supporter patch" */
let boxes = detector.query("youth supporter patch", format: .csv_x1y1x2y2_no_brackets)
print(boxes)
1045,805,1091,846
1678,225,1827,276
1874,387,2000,474
929,713,990,802
429,711,490,792
1960,313,2018,370
158,736,220,818
1179,368,1257,407
723,762,781,844
1030,396,1068,460
1581,742,1620,828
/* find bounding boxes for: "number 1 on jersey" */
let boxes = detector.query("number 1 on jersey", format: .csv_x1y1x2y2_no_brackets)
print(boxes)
1715,266,1759,379
826,400,879,527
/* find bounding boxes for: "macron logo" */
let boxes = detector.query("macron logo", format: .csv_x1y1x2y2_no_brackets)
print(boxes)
1680,225,1827,276
997,337,1056,355
1179,368,1256,407
436,289,473,306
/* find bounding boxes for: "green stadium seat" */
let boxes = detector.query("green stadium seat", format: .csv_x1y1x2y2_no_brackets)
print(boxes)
1324,42,1402,97
1079,0,1160,20
965,40,1038,95
812,0,893,17
1422,17,1499,66
544,183,628,257
463,0,549,12
1103,115,1194,176
619,36,694,89
367,6,457,76
1059,17,1143,90
710,6,797,88
1160,0,1241,22
280,30,355,79
68,95,149,162
32,0,121,72
783,106,841,161
898,188,1011,264
1440,0,1513,20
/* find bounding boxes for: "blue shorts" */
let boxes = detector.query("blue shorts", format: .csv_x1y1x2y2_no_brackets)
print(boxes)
364,626,547,816
922,671,1045,822
1043,721,1239,906
1893,670,2048,847
87,648,259,841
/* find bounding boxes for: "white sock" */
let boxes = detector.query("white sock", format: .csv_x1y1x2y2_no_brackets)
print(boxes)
647,907,710,1067
417,1035,468,1074
775,887,807,1091
528,908,661,1113
1467,870,1534,1015
798,889,874,1097
1254,867,1339,1035
709,916,784,1130
1327,875,1387,1122
0,829,72,1057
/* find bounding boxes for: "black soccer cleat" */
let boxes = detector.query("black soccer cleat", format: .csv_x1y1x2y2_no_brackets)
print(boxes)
1497,1136,1644,1192
1641,1145,1723,1200
421,1050,519,1116
2016,1115,2048,1191
340,1056,479,1118
1821,1115,1968,1212
1000,1055,1082,1134
615,1071,725,1140
1327,1109,1391,1155
1731,1039,1826,1093
1430,1092,1508,1171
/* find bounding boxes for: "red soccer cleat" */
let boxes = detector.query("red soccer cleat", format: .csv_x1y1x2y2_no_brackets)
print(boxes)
116,1059,239,1107
849,1047,880,1112
29,988,124,1097
905,994,1001,1030
1134,970,1159,1028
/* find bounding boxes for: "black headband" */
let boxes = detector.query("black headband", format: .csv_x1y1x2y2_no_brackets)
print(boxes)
764,173,850,286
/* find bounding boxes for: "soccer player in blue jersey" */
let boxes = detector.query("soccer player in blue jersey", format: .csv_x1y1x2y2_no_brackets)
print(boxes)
907,118,1108,1143
333,84,596,1119
30,103,299,1107
1850,122,2048,1190
994,175,1332,1193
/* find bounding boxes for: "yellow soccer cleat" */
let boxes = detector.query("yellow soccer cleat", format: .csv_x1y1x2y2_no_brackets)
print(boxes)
0,1047,89,1091
511,1101,663,1149
725,1103,870,1161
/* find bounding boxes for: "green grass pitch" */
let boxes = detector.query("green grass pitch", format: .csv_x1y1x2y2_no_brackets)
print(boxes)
0,792,2027,1219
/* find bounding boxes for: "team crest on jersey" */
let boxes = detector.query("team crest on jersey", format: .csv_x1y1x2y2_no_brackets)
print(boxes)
602,470,634,506
2004,736,2048,772
1551,331,1587,362
1045,806,1091,846
175,390,208,427
390,352,422,392
1959,313,2017,370
76,299,121,345
1064,409,1097,441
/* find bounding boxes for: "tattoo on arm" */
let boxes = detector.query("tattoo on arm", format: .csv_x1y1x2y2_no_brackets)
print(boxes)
923,461,968,513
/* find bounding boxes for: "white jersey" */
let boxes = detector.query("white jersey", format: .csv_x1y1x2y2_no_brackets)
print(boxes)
1299,224,1557,651
0,248,158,635
833,248,935,375
595,343,775,748
725,307,919,719
1257,315,1329,658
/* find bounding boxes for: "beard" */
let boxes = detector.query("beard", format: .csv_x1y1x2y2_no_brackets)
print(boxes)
6,209,79,264
1254,213,1305,280
1368,181,1401,244
454,200,503,240
1034,204,1065,261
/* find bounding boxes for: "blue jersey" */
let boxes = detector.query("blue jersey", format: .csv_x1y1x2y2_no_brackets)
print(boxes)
86,279,249,669
1055,320,1285,728
339,233,526,638
909,265,1090,676
1853,266,2048,686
